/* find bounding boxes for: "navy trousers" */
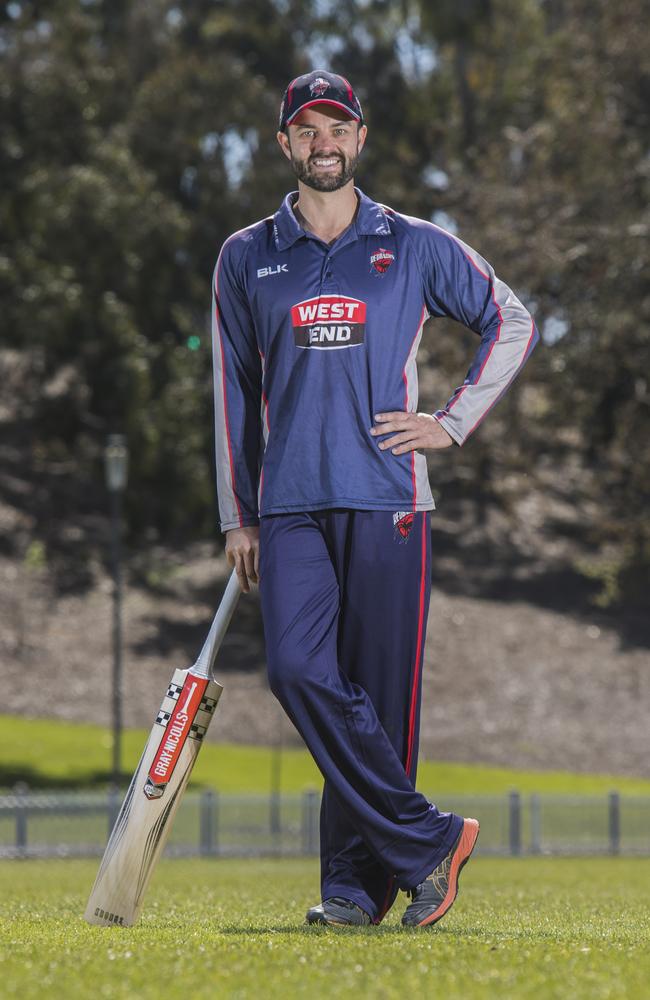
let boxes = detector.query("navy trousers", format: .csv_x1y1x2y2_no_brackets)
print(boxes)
259,509,462,923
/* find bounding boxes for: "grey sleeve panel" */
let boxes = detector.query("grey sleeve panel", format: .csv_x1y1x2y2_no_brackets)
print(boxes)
399,215,540,445
212,234,262,533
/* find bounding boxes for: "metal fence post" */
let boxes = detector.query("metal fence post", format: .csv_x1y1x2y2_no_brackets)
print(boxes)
509,791,521,856
608,791,620,855
302,790,319,855
214,790,220,855
14,784,28,857
269,791,282,852
107,785,120,839
530,794,541,854
200,790,216,856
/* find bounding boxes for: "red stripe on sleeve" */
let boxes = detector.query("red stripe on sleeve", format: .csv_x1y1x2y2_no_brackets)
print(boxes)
463,316,538,438
443,247,502,416
215,261,244,527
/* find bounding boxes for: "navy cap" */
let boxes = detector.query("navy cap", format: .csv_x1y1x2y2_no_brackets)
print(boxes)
279,70,363,131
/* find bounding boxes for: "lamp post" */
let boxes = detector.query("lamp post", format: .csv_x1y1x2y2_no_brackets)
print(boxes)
270,704,283,842
105,434,128,788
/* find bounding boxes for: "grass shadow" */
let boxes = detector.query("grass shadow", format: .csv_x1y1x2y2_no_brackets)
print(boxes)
216,923,408,936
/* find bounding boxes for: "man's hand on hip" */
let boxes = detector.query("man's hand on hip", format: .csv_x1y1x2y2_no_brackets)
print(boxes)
225,526,260,593
370,412,454,454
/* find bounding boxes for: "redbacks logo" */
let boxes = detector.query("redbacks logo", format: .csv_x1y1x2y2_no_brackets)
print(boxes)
393,510,414,543
291,295,366,350
370,248,395,275
309,76,330,97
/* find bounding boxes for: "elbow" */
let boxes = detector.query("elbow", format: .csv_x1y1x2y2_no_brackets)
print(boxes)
523,314,540,362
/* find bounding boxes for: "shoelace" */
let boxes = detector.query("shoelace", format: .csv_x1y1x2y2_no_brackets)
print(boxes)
406,883,425,901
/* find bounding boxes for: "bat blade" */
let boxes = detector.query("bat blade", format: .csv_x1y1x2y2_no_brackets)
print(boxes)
85,571,239,927
85,668,222,926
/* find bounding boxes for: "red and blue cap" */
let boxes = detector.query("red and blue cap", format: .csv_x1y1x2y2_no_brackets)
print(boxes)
279,70,363,131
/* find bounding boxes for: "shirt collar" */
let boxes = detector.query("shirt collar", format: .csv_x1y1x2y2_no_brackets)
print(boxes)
272,186,391,251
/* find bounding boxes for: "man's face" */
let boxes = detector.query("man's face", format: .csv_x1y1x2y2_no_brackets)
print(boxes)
277,106,367,192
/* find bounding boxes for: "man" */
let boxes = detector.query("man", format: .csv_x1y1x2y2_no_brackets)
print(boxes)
212,70,538,928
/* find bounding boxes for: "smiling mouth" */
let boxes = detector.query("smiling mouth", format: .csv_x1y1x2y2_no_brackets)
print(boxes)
310,157,343,169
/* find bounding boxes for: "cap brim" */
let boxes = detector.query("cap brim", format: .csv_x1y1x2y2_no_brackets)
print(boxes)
285,99,361,125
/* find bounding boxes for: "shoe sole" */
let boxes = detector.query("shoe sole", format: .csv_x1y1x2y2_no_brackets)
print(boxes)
305,907,368,927
306,915,366,927
414,817,480,927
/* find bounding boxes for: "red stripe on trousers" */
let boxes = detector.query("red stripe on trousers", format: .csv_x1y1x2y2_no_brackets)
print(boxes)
405,512,427,776
374,512,428,923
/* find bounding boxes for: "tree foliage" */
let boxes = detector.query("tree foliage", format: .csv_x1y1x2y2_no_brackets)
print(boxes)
0,0,647,604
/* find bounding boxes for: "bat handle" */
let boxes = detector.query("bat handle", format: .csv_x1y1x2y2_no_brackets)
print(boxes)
193,569,241,679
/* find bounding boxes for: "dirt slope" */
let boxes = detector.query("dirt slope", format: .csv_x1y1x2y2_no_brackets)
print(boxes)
2,537,648,778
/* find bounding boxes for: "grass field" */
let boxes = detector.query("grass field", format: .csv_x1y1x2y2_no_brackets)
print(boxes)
1,857,648,999
4,715,650,796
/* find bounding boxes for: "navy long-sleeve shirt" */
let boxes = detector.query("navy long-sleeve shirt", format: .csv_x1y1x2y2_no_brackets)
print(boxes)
212,187,538,532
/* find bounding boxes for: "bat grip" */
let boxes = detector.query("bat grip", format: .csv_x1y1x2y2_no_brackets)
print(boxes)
193,569,241,679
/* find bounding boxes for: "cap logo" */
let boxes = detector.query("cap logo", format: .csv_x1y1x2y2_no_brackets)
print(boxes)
309,76,330,98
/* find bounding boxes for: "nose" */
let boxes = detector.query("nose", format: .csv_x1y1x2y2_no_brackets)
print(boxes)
310,138,339,157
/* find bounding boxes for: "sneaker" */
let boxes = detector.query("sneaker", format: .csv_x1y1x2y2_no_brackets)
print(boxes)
401,817,480,927
306,897,371,927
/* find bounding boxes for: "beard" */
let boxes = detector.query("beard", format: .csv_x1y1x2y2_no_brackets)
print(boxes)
289,147,360,192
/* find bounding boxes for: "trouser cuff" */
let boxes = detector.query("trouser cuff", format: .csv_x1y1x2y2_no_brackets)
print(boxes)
397,813,465,891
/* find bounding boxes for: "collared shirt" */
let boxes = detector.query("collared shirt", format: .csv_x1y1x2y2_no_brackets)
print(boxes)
212,187,538,532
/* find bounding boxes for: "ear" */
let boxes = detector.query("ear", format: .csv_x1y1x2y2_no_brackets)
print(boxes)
357,124,368,153
277,130,292,161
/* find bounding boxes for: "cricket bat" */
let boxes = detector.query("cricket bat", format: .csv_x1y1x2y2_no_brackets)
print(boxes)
85,569,241,927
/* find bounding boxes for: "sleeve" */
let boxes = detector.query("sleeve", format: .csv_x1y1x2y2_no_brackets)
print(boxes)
415,223,540,446
212,236,262,532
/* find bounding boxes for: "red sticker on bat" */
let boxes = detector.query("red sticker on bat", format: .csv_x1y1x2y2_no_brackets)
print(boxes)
145,675,209,796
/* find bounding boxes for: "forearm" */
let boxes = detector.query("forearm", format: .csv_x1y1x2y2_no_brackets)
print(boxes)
434,281,539,445
213,386,261,531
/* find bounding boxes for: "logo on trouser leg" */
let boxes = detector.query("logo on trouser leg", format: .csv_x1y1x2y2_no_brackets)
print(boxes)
393,511,414,543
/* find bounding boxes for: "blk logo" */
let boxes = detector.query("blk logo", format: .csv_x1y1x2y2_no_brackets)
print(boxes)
291,295,366,350
257,264,289,278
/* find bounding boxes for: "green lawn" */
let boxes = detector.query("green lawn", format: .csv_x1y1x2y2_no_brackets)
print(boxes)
3,714,650,796
0,857,648,999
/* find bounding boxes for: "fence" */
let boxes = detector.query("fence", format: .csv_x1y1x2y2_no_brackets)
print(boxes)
0,789,649,860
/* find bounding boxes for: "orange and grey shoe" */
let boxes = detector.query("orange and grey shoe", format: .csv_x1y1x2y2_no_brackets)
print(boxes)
306,897,371,926
401,817,480,927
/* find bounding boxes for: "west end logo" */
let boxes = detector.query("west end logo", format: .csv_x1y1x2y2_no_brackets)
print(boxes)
291,295,366,350
370,248,395,275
